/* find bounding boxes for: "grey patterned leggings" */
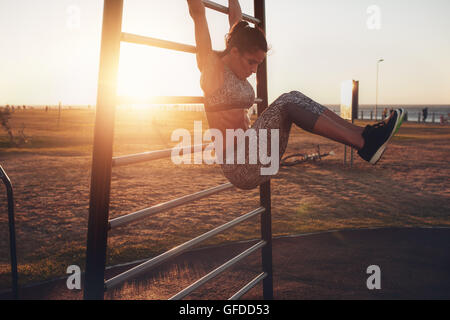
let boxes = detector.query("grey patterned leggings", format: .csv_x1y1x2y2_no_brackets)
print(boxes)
221,91,327,190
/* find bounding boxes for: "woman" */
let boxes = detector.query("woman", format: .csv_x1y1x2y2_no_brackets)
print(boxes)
187,0,404,190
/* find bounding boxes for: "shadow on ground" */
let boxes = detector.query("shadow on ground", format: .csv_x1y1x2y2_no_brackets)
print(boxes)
2,227,449,300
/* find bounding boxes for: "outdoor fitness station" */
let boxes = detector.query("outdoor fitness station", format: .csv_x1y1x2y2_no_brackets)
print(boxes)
84,0,273,300
1,0,449,301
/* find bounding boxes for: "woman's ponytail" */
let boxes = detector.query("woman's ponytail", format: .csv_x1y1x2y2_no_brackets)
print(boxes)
218,20,267,58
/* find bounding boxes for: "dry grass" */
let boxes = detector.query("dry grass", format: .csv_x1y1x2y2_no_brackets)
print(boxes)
0,108,449,290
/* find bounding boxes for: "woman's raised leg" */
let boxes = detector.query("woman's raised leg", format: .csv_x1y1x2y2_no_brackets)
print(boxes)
310,110,365,150
278,91,365,149
277,91,404,164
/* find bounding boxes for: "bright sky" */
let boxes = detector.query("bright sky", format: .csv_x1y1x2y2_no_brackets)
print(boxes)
1,0,449,106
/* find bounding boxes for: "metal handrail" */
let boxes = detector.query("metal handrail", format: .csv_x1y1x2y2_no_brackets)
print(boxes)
169,240,266,300
0,165,18,299
203,0,261,25
109,183,235,229
104,206,265,290
229,272,267,300
112,143,210,167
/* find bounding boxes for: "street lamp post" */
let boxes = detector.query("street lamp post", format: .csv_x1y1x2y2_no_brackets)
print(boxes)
375,58,384,121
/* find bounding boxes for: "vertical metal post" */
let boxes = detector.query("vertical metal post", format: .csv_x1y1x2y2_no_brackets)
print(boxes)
254,0,273,300
0,166,18,299
375,59,383,122
350,80,358,168
375,62,379,121
344,145,347,165
350,143,354,167
84,0,123,300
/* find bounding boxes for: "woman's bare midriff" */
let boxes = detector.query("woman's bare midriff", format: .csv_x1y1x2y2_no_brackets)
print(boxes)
205,108,251,156
202,54,252,155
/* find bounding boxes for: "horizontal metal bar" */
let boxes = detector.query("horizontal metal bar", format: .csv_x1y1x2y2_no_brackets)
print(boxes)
203,0,261,25
121,6,260,53
121,32,224,57
118,96,263,106
109,182,234,229
112,143,209,167
117,95,205,105
169,240,266,300
121,32,197,53
229,272,267,300
105,206,265,290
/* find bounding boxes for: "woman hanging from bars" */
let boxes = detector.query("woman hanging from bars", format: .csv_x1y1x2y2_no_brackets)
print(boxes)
187,0,405,190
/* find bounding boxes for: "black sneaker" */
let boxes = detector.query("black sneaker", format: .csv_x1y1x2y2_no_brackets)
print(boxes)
357,109,401,164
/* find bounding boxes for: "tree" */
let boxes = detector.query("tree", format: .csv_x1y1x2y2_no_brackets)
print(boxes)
0,108,16,147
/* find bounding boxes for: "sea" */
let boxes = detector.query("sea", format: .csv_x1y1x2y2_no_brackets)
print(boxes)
167,104,450,123
327,104,450,123
6,103,450,123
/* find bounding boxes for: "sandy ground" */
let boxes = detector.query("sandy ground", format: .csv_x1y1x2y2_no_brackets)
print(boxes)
0,116,449,298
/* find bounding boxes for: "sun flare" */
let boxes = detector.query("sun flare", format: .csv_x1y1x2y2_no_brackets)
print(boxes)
117,43,202,110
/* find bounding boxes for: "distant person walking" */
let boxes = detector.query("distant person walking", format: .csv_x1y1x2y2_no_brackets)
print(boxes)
422,107,428,123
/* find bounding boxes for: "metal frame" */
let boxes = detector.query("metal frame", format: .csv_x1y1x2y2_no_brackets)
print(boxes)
109,182,235,229
0,165,18,299
84,0,272,300
203,0,261,24
169,240,266,300
343,80,359,168
105,207,265,290
117,95,263,108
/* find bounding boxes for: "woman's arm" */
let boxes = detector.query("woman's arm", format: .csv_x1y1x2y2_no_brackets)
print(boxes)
187,0,214,72
228,0,243,29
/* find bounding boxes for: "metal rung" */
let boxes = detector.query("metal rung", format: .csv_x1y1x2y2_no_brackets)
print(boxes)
104,206,265,290
118,95,205,105
203,0,261,25
229,272,267,300
109,182,234,229
121,32,221,56
121,32,197,53
169,240,266,300
118,96,263,106
112,143,210,167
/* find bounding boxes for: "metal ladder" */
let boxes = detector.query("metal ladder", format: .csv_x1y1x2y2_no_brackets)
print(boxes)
84,0,273,300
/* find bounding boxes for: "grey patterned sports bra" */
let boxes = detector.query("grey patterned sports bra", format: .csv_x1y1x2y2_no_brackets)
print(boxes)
204,64,255,112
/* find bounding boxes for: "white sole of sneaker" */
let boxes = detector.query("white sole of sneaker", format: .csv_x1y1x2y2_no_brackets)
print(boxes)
369,108,403,165
394,108,406,135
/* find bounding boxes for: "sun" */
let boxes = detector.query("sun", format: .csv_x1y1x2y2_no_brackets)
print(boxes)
117,43,202,109
117,44,162,102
